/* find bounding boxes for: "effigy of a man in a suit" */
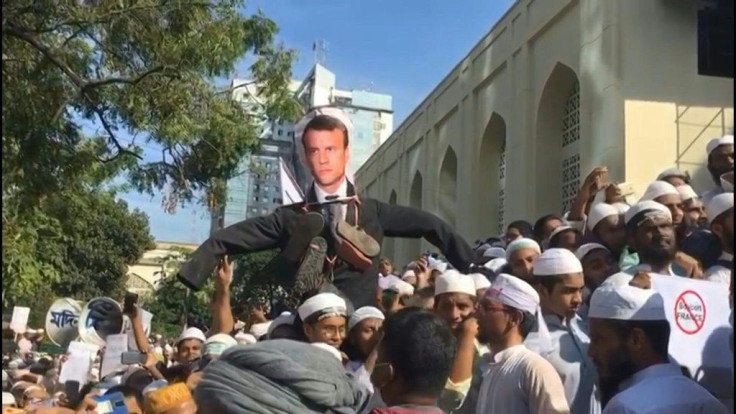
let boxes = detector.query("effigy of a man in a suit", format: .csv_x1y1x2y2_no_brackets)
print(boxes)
177,107,476,310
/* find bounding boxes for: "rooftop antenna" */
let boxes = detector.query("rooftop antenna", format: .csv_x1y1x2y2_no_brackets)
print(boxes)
313,39,328,67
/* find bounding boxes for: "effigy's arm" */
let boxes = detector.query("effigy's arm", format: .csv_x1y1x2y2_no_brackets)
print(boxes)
377,201,475,272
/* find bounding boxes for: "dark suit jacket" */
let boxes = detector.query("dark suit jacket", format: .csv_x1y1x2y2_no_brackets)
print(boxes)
179,182,476,308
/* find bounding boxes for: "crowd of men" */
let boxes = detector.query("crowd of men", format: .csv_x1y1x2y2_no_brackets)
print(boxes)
1,108,733,414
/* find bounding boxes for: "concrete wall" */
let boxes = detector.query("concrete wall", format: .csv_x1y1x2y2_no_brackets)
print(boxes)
355,0,733,267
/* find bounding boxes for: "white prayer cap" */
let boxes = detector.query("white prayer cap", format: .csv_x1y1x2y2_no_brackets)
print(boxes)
505,238,542,260
298,293,348,322
600,272,634,288
435,270,476,297
532,248,583,276
401,270,417,281
640,181,680,202
485,274,554,355
178,327,205,345
234,332,257,345
657,167,688,181
706,134,734,155
348,306,385,331
266,312,295,337
233,320,246,331
387,279,415,296
2,392,15,406
469,273,491,290
676,185,699,202
484,274,539,314
475,243,492,253
587,203,621,231
548,225,578,241
611,202,631,214
311,342,342,362
378,274,401,290
249,321,272,339
483,257,507,272
624,200,672,226
204,334,237,356
482,247,506,259
706,193,734,224
575,243,610,262
588,284,666,321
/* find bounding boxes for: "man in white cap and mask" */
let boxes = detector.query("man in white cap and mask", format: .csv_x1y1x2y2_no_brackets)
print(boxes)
587,281,727,413
701,134,734,204
177,108,476,310
623,201,683,277
475,274,569,413
433,270,481,413
704,193,734,284
526,248,600,414
505,238,542,284
297,292,348,349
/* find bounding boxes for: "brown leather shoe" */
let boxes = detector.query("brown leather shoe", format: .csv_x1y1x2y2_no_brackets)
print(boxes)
336,220,380,258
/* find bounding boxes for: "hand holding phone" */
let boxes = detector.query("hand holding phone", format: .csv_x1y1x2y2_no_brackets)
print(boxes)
121,351,147,365
123,292,139,317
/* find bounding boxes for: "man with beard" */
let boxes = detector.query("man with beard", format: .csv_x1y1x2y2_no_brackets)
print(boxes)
526,248,601,414
585,203,638,272
574,243,618,322
475,274,569,413
676,184,707,234
623,201,680,276
701,135,734,204
587,282,727,413
705,193,734,284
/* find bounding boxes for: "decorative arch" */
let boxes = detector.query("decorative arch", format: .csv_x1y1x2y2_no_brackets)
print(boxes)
438,147,458,227
410,171,423,209
535,63,581,216
404,172,424,261
478,112,507,236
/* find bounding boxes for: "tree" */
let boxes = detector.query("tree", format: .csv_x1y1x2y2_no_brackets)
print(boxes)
2,0,299,306
2,184,156,328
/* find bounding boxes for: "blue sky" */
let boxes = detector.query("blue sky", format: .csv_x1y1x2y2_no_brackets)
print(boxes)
122,0,514,244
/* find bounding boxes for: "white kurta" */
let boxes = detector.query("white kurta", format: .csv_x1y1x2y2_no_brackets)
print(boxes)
525,314,601,414
603,363,728,414
476,344,570,414
704,252,733,284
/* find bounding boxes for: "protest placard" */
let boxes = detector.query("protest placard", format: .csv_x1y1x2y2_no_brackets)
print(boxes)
100,334,128,378
9,306,31,333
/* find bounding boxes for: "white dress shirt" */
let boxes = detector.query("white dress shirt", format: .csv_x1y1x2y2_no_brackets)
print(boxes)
476,344,570,414
704,252,733,284
314,179,348,220
603,363,727,414
525,314,601,414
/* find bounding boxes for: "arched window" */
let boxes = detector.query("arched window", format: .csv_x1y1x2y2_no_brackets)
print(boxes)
560,80,581,212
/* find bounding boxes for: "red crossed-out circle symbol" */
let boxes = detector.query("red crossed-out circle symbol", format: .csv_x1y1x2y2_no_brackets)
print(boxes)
673,290,706,335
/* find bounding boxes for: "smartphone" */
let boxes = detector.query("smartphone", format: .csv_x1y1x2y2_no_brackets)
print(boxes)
123,292,139,315
92,392,127,414
120,351,147,365
64,380,80,407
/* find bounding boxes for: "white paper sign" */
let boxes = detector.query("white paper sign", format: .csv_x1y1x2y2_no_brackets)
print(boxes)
126,310,153,352
10,306,31,333
650,274,733,404
67,340,100,359
59,350,92,389
100,334,128,378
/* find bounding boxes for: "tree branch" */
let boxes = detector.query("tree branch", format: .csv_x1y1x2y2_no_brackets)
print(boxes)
92,107,143,163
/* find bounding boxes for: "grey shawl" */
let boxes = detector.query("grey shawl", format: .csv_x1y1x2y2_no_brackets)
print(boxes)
194,339,366,414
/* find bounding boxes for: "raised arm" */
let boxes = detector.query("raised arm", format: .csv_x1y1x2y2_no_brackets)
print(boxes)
377,202,475,273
